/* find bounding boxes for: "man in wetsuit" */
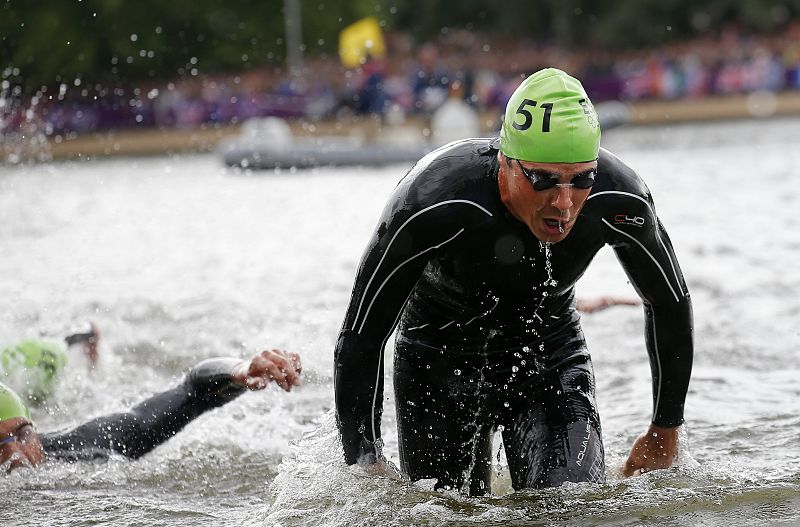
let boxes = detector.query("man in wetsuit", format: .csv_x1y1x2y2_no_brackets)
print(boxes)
334,68,693,494
0,348,301,472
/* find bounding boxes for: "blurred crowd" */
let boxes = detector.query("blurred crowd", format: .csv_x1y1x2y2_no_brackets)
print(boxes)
4,22,800,136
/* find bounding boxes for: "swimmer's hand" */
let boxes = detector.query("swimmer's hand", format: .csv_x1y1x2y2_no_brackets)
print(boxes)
360,457,402,480
576,296,639,314
65,321,101,369
353,442,402,480
231,349,302,392
623,424,679,477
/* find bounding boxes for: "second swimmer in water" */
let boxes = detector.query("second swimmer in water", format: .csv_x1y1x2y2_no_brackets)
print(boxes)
1,348,301,473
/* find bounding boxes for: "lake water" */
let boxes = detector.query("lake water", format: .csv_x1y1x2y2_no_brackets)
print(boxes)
1,118,799,526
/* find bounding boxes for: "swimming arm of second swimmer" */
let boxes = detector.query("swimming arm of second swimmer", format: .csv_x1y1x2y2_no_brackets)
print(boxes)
41,350,302,460
39,358,246,460
120,350,302,457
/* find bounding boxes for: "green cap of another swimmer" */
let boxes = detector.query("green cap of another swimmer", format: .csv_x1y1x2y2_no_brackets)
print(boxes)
0,380,30,422
500,68,600,163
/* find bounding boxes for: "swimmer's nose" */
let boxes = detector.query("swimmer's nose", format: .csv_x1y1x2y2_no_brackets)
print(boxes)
552,184,574,213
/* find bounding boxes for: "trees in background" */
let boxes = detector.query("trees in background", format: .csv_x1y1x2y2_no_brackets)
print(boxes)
0,0,376,90
389,0,800,48
2,0,800,92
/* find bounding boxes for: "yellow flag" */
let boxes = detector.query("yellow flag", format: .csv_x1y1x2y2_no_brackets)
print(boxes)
339,17,386,68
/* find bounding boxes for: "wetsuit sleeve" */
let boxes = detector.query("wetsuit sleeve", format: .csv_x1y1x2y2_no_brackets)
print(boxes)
603,198,693,427
334,181,491,465
40,358,245,461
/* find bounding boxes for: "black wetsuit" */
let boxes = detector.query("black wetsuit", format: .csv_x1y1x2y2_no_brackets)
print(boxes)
334,139,693,494
40,358,244,461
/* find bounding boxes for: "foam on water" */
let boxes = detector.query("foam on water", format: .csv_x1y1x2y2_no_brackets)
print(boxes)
258,413,790,527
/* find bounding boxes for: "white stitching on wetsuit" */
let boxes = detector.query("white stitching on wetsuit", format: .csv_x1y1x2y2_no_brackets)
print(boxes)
652,320,663,423
591,194,673,423
352,199,493,332
357,228,466,334
371,289,414,444
601,219,680,303
463,297,500,326
587,189,650,206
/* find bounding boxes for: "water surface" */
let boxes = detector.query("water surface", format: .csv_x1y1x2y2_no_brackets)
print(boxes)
1,118,799,526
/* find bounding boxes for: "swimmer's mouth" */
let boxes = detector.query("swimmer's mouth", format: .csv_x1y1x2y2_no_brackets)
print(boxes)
544,218,568,228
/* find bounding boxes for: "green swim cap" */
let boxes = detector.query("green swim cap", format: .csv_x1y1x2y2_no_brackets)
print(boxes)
1,340,67,404
500,68,600,163
0,380,31,422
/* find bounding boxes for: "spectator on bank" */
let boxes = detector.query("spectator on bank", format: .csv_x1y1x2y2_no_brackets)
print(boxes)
354,55,387,116
410,44,450,113
14,23,800,138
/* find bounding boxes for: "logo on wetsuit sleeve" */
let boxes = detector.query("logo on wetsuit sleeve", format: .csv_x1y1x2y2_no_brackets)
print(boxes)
613,214,645,228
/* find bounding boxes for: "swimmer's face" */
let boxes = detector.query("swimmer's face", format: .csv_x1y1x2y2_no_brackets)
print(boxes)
497,153,596,243
0,417,44,473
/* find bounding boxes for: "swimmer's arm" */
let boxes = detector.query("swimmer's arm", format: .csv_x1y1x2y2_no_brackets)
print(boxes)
334,232,430,466
610,211,692,475
40,351,301,461
39,358,244,461
608,206,694,427
334,190,483,465
575,296,639,313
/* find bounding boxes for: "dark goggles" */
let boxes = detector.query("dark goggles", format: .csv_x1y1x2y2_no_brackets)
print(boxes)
0,421,34,445
515,159,596,191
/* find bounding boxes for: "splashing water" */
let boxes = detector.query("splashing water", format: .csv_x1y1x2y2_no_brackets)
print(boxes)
256,413,777,527
539,241,558,289
0,69,52,164
458,340,492,494
527,242,559,326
